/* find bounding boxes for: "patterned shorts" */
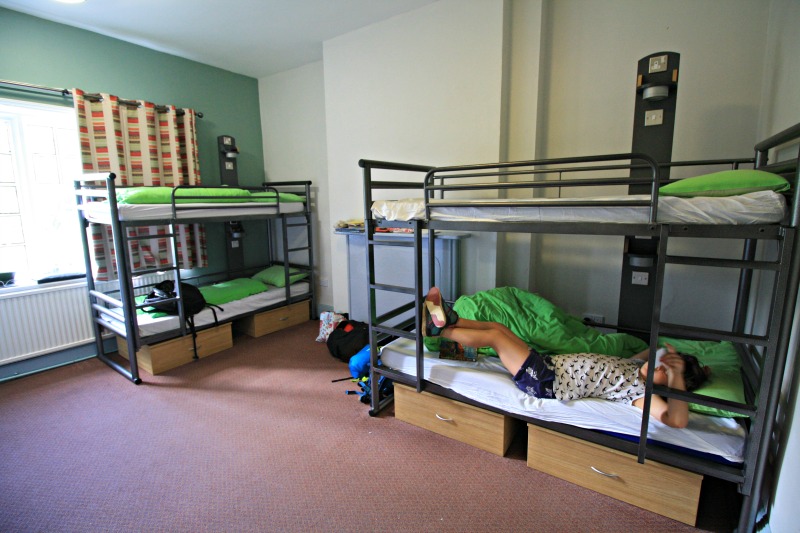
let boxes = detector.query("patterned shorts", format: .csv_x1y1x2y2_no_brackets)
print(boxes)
512,348,556,398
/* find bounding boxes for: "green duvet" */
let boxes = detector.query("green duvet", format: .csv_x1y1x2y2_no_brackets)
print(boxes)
453,286,648,357
427,286,745,417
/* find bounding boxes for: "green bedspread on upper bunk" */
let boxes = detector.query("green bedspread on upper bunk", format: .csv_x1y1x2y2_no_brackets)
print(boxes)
115,186,305,204
438,286,746,418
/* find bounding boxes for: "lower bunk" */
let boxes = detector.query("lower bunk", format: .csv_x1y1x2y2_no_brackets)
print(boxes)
378,288,748,526
111,278,312,375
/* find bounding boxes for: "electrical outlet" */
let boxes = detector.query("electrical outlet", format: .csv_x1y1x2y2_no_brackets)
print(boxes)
632,271,649,286
582,313,605,324
644,109,663,126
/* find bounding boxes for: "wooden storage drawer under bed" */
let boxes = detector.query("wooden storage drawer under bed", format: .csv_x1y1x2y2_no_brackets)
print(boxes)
117,323,233,375
526,424,703,525
394,384,519,457
235,300,310,337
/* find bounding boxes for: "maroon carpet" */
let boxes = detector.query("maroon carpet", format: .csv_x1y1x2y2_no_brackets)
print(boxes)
0,321,736,532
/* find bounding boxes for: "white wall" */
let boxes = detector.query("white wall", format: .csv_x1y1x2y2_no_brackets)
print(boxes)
530,0,770,327
258,62,331,308
496,0,544,289
323,0,506,311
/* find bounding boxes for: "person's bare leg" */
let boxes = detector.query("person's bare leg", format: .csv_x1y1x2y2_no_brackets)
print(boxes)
451,317,519,341
439,325,530,375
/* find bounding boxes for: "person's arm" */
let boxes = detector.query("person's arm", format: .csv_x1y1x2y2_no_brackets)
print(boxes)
631,342,676,362
644,352,690,428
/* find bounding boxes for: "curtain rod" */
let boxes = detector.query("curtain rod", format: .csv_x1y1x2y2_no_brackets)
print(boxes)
0,78,204,118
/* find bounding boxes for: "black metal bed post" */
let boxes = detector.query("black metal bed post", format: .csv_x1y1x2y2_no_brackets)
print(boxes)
739,124,800,531
361,161,381,413
74,177,110,378
414,218,425,393
280,213,291,303
303,181,316,316
104,175,143,384
739,226,799,532
732,239,757,334
636,224,669,464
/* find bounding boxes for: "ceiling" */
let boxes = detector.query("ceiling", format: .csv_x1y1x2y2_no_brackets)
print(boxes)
0,0,438,78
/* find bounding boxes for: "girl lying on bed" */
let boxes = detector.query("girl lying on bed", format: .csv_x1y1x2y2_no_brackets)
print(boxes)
422,287,710,428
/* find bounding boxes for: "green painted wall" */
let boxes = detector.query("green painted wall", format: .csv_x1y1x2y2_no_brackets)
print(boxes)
0,7,264,185
0,7,268,271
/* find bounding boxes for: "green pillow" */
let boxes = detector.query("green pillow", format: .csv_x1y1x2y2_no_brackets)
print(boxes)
659,169,789,198
250,191,306,203
199,278,269,305
659,338,746,418
117,186,253,204
252,265,308,287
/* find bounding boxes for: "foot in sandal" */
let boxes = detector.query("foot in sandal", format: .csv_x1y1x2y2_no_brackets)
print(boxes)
422,287,459,337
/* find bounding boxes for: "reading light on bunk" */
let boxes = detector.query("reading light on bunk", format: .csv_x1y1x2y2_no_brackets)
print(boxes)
643,85,669,101
222,146,240,159
228,221,245,240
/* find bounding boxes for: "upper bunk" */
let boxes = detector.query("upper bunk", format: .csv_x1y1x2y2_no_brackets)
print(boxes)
361,122,800,239
75,172,312,227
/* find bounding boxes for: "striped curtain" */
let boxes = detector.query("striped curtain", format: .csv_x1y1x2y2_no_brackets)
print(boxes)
73,89,207,281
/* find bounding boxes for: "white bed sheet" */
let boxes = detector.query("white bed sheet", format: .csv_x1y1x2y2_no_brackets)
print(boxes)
102,282,310,338
380,337,746,463
81,201,305,223
372,191,786,225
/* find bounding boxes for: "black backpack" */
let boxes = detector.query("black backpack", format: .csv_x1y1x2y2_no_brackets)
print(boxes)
326,320,369,362
144,280,222,359
144,280,208,316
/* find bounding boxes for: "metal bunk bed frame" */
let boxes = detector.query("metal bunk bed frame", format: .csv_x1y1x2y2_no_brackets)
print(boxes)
360,121,800,532
74,173,315,385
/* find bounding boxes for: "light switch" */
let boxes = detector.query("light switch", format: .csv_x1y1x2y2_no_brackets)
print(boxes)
644,109,663,126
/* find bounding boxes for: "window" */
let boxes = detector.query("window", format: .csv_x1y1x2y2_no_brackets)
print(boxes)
0,98,84,285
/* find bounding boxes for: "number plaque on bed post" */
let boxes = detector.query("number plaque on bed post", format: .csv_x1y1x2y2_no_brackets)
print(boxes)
619,52,680,338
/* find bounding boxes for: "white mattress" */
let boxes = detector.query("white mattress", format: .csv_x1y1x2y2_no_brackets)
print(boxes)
102,282,310,338
81,201,305,223
380,337,746,463
372,191,787,225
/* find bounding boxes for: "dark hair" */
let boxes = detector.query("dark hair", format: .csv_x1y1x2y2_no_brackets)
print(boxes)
680,353,708,392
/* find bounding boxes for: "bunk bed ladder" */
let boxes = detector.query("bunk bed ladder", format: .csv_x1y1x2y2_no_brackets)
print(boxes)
365,219,424,415
267,181,315,317
280,203,316,316
75,175,142,384
642,223,797,532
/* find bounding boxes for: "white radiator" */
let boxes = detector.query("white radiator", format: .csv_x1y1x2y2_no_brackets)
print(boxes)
0,282,94,365
0,273,185,365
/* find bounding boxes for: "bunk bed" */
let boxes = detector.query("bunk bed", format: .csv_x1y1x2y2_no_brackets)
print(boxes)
360,121,800,531
75,173,315,383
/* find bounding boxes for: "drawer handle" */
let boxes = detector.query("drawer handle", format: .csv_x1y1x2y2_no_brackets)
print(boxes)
435,413,454,422
590,466,619,478
278,316,289,321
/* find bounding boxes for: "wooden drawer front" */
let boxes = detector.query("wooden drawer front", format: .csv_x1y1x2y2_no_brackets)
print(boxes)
238,300,309,337
526,425,702,525
117,323,233,375
194,323,234,359
394,384,517,457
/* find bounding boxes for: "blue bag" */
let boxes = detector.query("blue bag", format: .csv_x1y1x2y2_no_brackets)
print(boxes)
349,344,371,379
